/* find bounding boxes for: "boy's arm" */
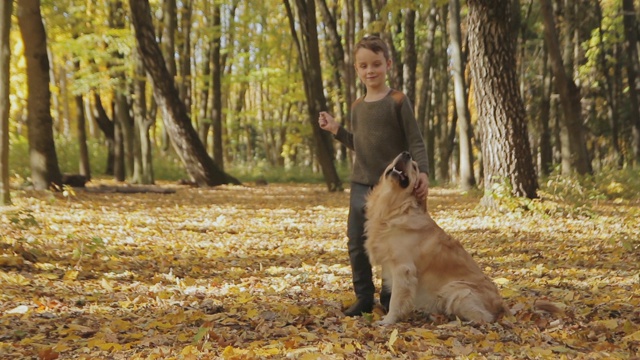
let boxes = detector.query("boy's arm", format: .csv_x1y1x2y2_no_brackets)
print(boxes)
334,126,354,151
399,99,430,176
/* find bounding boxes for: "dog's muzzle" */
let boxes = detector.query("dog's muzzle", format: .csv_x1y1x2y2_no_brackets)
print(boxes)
386,152,412,188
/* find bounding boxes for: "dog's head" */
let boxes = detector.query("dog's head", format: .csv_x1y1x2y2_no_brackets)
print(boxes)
381,151,419,191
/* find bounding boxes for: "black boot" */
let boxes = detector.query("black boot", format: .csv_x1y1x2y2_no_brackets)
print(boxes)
343,246,375,316
380,280,391,313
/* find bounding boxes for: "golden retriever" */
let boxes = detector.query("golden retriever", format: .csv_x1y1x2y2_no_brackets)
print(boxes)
364,151,507,324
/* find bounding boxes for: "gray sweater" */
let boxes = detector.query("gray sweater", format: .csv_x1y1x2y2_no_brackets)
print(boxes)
334,89,429,186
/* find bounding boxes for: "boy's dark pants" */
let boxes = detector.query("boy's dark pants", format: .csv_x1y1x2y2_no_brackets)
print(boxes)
345,183,390,316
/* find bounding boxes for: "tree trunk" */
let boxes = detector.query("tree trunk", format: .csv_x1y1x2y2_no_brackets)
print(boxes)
0,0,12,204
132,54,154,184
539,44,553,176
403,9,417,107
622,0,640,165
467,0,538,206
17,0,63,190
416,4,438,180
178,0,193,114
540,0,592,175
211,3,224,169
129,0,238,186
161,0,177,152
92,92,115,175
110,1,134,181
284,0,342,191
449,0,476,190
74,90,91,179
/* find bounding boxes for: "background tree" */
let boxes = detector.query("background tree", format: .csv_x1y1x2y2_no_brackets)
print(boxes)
540,0,592,176
0,0,12,204
129,0,237,186
284,0,341,191
622,0,640,164
17,0,63,190
467,0,538,206
449,0,475,190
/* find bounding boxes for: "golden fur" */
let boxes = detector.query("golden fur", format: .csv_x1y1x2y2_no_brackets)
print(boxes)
364,152,507,324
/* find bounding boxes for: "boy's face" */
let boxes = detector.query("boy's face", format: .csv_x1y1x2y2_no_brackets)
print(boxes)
354,48,391,90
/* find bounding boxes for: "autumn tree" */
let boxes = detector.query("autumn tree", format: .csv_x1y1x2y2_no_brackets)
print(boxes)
467,0,538,206
0,0,12,204
17,0,63,190
129,0,238,186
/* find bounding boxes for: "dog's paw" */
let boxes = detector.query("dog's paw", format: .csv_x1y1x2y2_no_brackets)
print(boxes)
375,317,397,326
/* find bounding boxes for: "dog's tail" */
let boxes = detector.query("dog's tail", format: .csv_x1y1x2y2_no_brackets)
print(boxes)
533,299,564,315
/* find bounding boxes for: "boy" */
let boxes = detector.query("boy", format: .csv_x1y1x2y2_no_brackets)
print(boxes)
319,35,430,316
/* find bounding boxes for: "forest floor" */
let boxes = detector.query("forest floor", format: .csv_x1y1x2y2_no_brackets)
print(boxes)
0,181,638,359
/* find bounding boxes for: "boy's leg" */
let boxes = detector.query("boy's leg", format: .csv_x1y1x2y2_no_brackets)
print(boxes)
344,183,375,316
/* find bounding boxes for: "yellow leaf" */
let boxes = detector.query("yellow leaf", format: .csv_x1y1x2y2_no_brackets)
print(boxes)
598,319,619,330
387,328,398,353
623,330,640,341
101,278,114,292
63,270,78,281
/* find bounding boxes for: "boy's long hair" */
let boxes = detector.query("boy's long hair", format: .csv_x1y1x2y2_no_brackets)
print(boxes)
354,35,390,61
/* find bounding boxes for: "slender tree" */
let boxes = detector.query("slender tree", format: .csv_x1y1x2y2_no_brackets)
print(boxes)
283,0,342,191
467,0,538,206
0,0,12,204
129,0,238,186
17,0,63,190
622,0,640,165
449,0,476,190
540,0,592,175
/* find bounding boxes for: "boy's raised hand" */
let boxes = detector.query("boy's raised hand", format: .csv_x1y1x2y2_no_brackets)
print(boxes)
318,112,339,135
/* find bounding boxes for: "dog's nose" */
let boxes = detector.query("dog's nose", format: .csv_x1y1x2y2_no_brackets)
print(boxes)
401,151,411,159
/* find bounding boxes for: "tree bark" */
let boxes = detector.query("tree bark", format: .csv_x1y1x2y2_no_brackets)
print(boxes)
539,0,592,175
449,0,476,190
467,0,538,205
17,0,63,190
0,0,12,204
129,0,238,186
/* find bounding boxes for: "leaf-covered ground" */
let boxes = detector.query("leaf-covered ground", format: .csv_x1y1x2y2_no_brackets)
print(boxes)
0,182,638,359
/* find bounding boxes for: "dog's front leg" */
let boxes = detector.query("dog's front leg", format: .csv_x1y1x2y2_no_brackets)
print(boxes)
378,263,417,325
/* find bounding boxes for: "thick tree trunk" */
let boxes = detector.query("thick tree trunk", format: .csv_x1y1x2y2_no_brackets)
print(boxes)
622,0,640,165
467,0,538,206
129,0,238,186
17,0,63,190
0,0,12,204
540,0,592,175
449,0,476,190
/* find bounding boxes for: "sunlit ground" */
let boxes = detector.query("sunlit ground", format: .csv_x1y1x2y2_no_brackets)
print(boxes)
0,180,638,359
